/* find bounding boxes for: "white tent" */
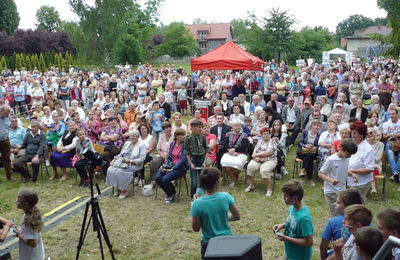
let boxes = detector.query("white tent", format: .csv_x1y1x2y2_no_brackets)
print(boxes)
327,48,347,55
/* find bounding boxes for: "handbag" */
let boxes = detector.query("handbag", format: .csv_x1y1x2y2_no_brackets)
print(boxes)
71,154,79,167
389,137,400,152
112,155,129,169
300,147,318,154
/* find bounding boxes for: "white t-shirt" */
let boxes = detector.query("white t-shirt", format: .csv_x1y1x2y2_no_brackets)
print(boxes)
19,220,44,260
320,153,349,194
348,139,375,186
342,235,361,260
393,247,400,260
382,119,400,141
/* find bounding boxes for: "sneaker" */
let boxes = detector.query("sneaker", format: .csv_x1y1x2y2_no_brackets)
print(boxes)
138,179,144,187
394,173,400,183
118,193,128,199
299,169,306,178
134,177,139,186
265,190,272,197
274,173,282,180
244,186,255,193
45,160,50,166
282,167,289,176
370,189,377,194
288,144,293,149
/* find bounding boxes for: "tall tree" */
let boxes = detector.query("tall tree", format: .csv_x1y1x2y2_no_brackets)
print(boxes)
69,0,163,72
36,5,62,32
154,22,200,58
234,9,295,61
336,15,375,41
370,0,400,57
264,8,296,62
0,0,20,35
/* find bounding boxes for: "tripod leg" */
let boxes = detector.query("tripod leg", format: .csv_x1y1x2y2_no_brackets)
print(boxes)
76,201,92,260
94,200,116,260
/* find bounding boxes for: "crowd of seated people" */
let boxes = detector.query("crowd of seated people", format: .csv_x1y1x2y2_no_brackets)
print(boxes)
0,58,399,202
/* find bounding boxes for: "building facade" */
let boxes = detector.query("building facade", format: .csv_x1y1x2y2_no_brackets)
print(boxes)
186,23,234,54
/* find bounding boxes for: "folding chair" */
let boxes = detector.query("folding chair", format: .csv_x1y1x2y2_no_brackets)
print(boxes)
375,153,387,201
155,174,189,202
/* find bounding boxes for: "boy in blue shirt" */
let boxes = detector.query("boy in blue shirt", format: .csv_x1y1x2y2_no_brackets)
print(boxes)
273,180,314,260
191,167,240,258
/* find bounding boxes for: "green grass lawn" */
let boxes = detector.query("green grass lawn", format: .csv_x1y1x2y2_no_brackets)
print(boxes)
1,116,400,259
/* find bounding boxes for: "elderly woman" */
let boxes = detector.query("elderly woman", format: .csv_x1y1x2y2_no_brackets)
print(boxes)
50,121,78,180
154,128,189,203
348,120,375,203
245,127,277,197
366,127,384,194
31,82,44,108
106,130,146,199
100,116,123,173
251,111,268,145
149,122,174,187
320,96,331,119
220,119,249,187
318,120,340,171
297,120,321,186
229,104,245,126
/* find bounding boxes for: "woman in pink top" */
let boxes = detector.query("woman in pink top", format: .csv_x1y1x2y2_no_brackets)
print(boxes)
188,108,207,133
202,123,217,166
149,122,174,187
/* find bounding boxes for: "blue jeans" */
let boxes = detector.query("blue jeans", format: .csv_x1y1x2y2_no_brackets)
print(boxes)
153,131,162,145
385,144,400,175
189,155,205,198
155,168,187,197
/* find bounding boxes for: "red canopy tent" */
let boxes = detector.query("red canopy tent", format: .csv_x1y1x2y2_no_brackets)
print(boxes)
191,41,264,71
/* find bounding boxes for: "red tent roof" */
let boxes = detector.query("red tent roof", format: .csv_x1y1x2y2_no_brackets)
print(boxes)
191,41,264,71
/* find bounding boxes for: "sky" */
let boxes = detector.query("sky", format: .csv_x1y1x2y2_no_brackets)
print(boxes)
15,0,387,32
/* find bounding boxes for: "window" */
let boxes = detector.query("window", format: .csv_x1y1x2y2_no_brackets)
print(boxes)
200,42,207,49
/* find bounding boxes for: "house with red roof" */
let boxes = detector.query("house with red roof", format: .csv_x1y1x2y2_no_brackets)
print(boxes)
186,23,234,54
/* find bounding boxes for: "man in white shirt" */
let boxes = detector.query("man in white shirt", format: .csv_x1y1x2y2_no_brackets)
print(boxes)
347,121,375,203
382,107,400,189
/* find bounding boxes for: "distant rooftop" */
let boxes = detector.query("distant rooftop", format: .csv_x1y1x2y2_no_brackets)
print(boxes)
351,25,391,38
186,23,233,40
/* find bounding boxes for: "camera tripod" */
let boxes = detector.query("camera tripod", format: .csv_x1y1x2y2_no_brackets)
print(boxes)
76,168,115,260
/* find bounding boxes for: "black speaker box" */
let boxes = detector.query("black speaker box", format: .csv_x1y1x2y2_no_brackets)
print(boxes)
204,235,262,260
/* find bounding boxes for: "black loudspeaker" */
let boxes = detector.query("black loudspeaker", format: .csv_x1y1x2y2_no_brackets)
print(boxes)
204,235,262,260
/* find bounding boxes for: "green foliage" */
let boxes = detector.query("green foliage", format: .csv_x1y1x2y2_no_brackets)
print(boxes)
287,26,338,63
375,0,400,57
154,22,200,58
0,0,20,35
234,9,295,61
35,5,62,32
25,55,31,71
15,53,22,70
0,56,7,71
231,18,250,41
336,14,375,41
113,34,144,64
39,53,46,72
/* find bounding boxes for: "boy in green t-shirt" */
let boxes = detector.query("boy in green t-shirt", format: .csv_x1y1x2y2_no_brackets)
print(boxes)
191,167,240,258
273,180,313,260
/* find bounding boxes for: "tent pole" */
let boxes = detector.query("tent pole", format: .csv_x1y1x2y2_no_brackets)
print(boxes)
191,71,194,115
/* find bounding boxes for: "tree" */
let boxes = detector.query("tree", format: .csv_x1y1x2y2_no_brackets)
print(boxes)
154,22,200,58
39,53,46,71
336,15,375,41
286,26,338,63
370,0,400,57
264,8,296,62
235,9,295,61
0,0,20,35
69,0,163,72
36,5,62,32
